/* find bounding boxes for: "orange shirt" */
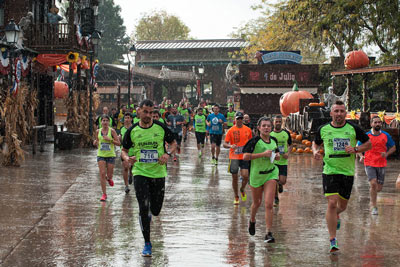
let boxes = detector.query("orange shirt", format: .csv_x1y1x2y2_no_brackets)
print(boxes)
225,125,252,159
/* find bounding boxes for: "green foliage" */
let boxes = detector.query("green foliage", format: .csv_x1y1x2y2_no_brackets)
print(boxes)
97,0,129,64
135,10,190,41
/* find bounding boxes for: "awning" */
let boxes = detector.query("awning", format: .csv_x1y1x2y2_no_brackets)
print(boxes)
240,87,318,94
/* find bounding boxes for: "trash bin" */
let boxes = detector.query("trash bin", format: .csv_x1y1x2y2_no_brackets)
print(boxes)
56,132,81,150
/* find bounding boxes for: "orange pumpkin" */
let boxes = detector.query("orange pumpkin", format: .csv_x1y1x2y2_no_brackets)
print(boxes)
344,50,369,70
309,102,320,107
295,134,302,141
291,147,297,153
280,81,314,116
319,148,324,154
302,140,307,145
305,141,312,147
54,81,69,99
319,102,325,107
297,148,304,153
304,147,311,153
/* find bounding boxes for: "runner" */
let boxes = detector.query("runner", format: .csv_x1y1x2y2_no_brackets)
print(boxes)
270,115,292,205
95,106,115,130
206,104,227,165
357,116,396,215
223,111,252,205
243,114,255,135
312,100,371,253
180,103,191,142
152,110,165,124
243,117,280,243
116,104,127,134
193,107,207,158
226,105,236,129
166,106,186,161
119,112,133,193
93,115,120,201
121,99,176,257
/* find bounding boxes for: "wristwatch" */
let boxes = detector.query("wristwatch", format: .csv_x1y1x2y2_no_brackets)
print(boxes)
354,147,358,153
166,151,172,157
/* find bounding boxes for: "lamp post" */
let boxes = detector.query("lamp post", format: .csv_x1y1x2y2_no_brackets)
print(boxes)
127,44,137,108
4,19,20,87
89,30,101,136
198,64,205,99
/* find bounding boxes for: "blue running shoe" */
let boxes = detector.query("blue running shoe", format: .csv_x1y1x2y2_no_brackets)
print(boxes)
330,238,339,253
142,242,152,257
336,216,341,230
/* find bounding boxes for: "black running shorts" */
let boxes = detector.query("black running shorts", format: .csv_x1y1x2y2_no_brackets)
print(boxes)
322,174,354,200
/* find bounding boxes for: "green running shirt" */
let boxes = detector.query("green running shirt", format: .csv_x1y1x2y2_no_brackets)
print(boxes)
97,128,116,158
314,122,369,176
226,111,236,127
270,129,292,166
122,120,174,178
194,114,207,133
120,126,134,156
243,136,279,188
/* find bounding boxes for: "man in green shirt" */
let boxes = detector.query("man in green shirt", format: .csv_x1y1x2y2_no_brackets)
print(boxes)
226,105,236,129
270,115,292,205
193,107,207,157
312,100,371,253
122,99,176,257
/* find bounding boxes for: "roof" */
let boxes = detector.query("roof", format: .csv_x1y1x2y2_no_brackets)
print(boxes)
331,64,400,76
136,39,248,50
240,87,318,95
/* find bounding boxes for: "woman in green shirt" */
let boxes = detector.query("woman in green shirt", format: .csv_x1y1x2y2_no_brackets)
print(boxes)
93,115,120,201
243,117,280,243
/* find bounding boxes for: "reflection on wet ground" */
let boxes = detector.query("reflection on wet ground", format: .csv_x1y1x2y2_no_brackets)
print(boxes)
0,133,399,266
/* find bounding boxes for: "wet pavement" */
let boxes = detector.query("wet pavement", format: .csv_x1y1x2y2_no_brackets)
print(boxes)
1,132,400,266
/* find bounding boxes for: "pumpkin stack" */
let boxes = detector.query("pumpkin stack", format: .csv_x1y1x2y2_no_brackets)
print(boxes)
280,80,313,117
289,131,314,154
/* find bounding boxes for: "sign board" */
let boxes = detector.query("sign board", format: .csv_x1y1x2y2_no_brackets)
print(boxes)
262,51,302,64
239,64,320,88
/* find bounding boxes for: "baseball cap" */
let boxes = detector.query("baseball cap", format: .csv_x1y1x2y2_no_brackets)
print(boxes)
235,111,244,119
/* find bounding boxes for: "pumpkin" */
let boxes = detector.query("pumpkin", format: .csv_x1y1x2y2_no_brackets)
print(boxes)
54,81,69,99
304,147,311,153
319,148,324,154
344,50,369,70
297,148,304,153
291,147,297,153
295,134,302,141
305,140,312,147
302,140,307,145
309,102,320,107
319,102,325,107
280,81,314,116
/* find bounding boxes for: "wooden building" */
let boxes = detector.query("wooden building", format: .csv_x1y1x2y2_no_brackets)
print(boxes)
135,39,247,104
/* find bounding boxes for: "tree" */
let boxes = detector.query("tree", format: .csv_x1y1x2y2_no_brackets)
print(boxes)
135,10,190,41
97,0,129,64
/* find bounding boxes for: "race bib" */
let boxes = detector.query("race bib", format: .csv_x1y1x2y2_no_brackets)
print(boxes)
139,149,158,163
100,143,111,151
212,125,219,131
196,119,203,124
234,146,244,154
333,138,350,151
278,145,285,153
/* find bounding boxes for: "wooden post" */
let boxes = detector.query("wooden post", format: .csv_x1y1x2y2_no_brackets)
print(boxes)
396,71,400,113
346,76,351,110
362,74,368,112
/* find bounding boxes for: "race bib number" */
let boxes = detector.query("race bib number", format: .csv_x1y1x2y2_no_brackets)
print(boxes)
333,138,350,151
100,143,111,151
139,150,158,163
278,145,285,153
212,125,219,131
234,146,244,154
196,119,203,124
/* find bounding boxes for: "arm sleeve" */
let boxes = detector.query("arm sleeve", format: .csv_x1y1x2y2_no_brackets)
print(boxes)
207,114,211,122
224,129,232,143
314,126,323,145
384,131,395,149
122,126,133,150
271,136,280,153
154,120,175,144
243,137,259,154
353,124,369,143
284,129,292,145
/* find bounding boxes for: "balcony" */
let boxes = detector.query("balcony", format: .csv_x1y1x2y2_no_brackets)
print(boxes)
25,23,90,55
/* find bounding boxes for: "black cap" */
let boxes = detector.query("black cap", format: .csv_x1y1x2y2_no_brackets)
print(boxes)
235,111,244,119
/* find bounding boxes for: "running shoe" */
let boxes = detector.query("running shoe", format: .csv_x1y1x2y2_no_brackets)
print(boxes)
274,196,279,206
264,232,275,243
329,238,339,252
371,207,378,215
107,179,114,187
336,215,341,230
278,183,283,193
215,158,218,165
100,193,107,202
142,242,152,257
248,220,256,236
234,196,240,205
125,186,130,194
211,158,216,164
240,189,247,202
173,155,177,162
198,151,202,158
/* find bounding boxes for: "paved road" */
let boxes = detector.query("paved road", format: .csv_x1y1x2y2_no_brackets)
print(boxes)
1,133,399,266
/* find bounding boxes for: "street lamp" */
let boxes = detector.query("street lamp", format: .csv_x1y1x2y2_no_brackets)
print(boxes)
198,64,205,99
89,30,101,136
127,44,137,108
4,19,20,45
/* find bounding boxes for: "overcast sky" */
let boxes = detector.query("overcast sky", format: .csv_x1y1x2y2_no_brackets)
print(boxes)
113,0,264,39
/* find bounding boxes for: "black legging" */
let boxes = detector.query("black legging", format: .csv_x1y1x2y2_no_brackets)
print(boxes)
134,175,165,243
